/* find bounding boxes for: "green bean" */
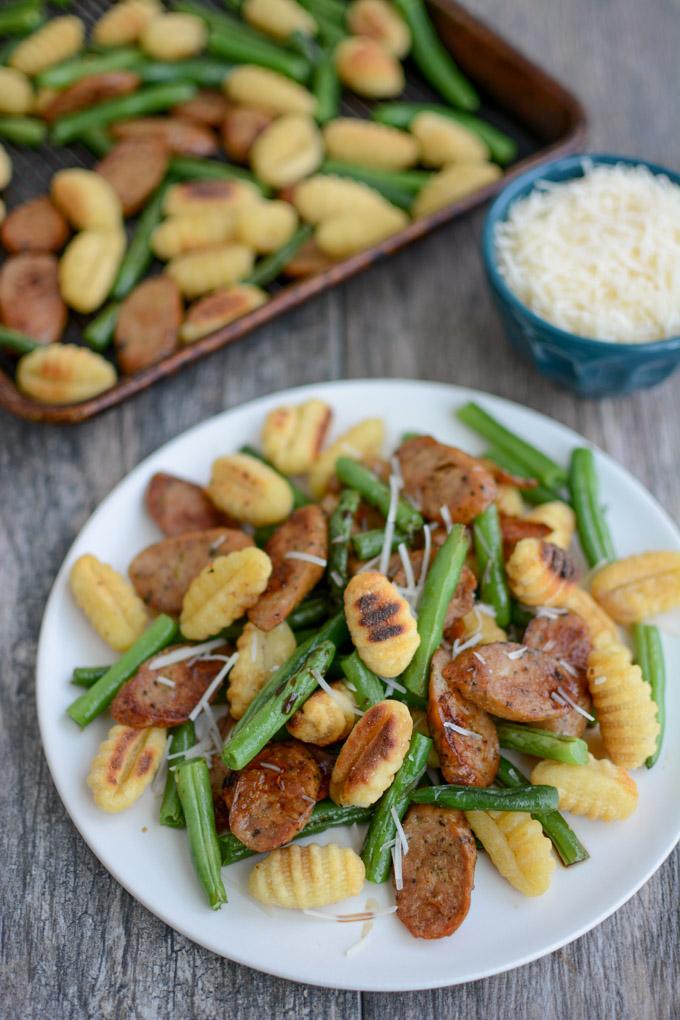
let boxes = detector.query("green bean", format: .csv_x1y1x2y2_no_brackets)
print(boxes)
36,47,143,88
456,402,568,491
351,527,408,562
392,0,478,111
496,756,588,866
78,126,113,157
111,182,170,301
496,722,589,765
0,326,40,356
298,0,347,24
312,10,346,47
51,82,196,146
83,302,119,353
328,488,360,604
371,102,517,166
0,2,43,36
0,116,46,146
223,640,336,770
208,29,310,83
67,615,179,728
219,801,373,865
510,602,534,629
483,446,561,505
362,732,432,883
335,457,424,535
340,651,384,710
400,524,468,698
288,595,329,630
71,665,109,688
320,159,427,209
312,52,340,124
412,783,559,813
568,447,615,568
159,721,196,828
0,37,23,66
168,154,268,193
175,759,227,909
173,0,274,46
473,504,511,627
245,224,315,286
138,59,233,88
633,623,665,768
239,444,310,508
289,30,323,65
253,523,277,547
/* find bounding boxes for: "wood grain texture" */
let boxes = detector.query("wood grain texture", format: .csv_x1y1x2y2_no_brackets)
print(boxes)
1,0,679,1017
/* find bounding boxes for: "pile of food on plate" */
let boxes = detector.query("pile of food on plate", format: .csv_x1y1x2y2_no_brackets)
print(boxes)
64,398,677,942
0,0,516,405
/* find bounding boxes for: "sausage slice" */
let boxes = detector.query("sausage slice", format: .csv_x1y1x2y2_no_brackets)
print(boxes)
524,612,593,736
114,275,182,374
96,137,169,217
499,514,551,559
396,804,476,940
111,117,218,156
1,196,69,254
110,644,230,728
0,253,66,343
228,740,321,852
145,471,234,535
248,505,328,631
444,642,569,722
129,527,254,615
42,71,140,122
397,435,496,524
428,649,499,786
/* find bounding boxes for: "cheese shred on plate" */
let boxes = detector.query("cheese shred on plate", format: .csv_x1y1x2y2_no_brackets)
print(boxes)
494,162,680,343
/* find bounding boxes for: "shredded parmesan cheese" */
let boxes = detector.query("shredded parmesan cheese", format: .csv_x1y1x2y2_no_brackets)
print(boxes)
506,646,528,660
391,807,409,856
285,551,327,567
557,684,596,721
439,504,453,534
495,161,680,343
155,675,176,688
188,652,238,722
443,720,483,741
150,637,224,669
379,473,401,576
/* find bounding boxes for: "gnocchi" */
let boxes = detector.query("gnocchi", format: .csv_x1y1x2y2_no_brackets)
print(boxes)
308,417,385,496
180,285,268,344
51,169,122,231
11,16,85,76
531,754,638,821
465,810,555,896
249,843,365,908
17,344,117,405
70,553,148,651
344,571,420,677
330,699,412,807
225,65,316,116
87,724,166,812
250,114,323,188
587,641,659,768
208,453,293,526
591,551,680,623
323,118,420,171
58,228,126,313
166,244,255,299
228,621,297,719
180,547,273,640
261,398,332,475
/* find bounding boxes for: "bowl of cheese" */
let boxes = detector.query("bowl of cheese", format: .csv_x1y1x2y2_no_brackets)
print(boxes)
482,154,680,396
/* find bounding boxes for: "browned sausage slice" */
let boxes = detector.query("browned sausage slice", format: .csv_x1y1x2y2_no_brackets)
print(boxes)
222,106,273,163
523,612,593,736
248,505,328,631
42,71,140,122
96,137,169,217
0,196,69,254
114,276,182,374
397,435,496,525
111,117,218,156
145,471,235,535
129,527,254,615
173,90,229,127
281,236,335,278
499,513,551,560
395,804,476,940
0,253,66,343
428,649,498,786
444,642,569,722
110,644,230,728
228,741,321,852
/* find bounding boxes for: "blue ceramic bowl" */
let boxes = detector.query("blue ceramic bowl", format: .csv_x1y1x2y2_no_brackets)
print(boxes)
482,154,680,397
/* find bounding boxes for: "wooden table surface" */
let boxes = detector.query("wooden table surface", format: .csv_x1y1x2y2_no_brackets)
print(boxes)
2,0,679,1016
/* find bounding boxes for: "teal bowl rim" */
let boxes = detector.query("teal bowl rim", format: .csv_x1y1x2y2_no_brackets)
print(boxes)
482,153,680,358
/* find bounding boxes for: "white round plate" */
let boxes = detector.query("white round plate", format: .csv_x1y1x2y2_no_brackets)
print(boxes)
37,380,680,991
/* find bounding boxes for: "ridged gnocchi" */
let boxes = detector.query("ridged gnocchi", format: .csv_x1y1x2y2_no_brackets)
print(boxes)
225,65,316,116
344,571,420,677
465,810,555,896
524,501,576,550
250,114,323,188
0,67,33,115
58,228,126,313
346,0,411,58
166,244,255,298
70,553,148,651
293,175,394,224
330,699,412,807
413,162,501,217
587,642,659,768
87,724,166,812
248,843,365,908
410,112,490,167
51,169,122,231
93,0,161,47
456,605,507,645
235,199,298,254
208,452,293,526
308,417,385,497
228,620,297,719
11,16,85,76
17,344,117,405
591,551,680,623
506,538,578,606
287,681,357,745
243,0,317,41
261,398,332,475
531,754,638,820
315,203,408,259
180,547,272,640
323,118,420,171
164,179,259,217
180,284,268,344
151,209,237,260
335,35,404,97
139,13,207,60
